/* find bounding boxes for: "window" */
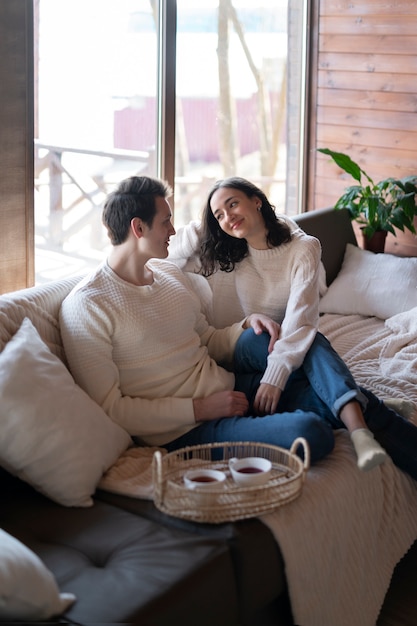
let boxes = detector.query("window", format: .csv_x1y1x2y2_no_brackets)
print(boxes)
35,0,158,281
34,0,307,283
173,0,289,228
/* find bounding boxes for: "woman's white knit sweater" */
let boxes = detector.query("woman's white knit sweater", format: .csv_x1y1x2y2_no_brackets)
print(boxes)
168,218,323,392
59,260,244,445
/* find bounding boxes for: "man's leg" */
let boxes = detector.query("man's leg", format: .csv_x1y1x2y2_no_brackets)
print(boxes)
360,388,417,480
164,409,335,465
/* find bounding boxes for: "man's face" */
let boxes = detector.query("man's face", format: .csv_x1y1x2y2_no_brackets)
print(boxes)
142,196,176,259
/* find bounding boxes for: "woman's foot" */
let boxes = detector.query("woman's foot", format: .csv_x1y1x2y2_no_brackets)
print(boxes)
350,428,388,471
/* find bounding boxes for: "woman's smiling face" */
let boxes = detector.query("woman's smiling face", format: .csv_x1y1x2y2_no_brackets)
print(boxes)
210,186,268,249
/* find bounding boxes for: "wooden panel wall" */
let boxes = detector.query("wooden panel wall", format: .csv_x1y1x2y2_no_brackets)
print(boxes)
0,0,34,293
307,0,417,256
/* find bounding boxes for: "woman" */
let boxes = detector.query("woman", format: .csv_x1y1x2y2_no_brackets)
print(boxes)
169,176,417,479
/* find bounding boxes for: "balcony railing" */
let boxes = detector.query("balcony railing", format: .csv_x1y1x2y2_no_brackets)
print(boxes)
35,140,154,249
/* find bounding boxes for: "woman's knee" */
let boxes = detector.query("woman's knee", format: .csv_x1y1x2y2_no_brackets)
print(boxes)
314,331,331,348
234,328,269,372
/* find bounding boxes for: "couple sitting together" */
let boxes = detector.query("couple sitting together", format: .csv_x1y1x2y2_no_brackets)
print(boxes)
59,175,417,481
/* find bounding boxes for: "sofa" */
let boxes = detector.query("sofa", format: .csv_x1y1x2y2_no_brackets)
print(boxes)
1,207,417,626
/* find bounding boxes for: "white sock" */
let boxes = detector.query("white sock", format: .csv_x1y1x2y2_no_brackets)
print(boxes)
350,428,388,471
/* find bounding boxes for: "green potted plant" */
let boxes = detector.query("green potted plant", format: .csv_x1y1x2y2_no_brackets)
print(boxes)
318,148,417,252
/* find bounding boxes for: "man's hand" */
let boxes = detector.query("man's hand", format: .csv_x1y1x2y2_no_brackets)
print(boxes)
193,390,249,422
244,314,281,353
253,383,282,416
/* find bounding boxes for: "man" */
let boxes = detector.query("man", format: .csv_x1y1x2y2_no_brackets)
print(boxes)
59,176,334,461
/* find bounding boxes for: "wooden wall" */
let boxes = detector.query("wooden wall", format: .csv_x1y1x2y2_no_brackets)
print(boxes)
307,0,417,257
0,0,34,293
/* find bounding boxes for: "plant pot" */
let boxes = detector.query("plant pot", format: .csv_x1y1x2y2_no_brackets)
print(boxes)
361,229,387,253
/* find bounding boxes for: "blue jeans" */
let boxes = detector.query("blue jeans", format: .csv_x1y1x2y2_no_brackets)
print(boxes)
234,330,368,418
164,408,334,463
164,331,336,464
234,330,417,480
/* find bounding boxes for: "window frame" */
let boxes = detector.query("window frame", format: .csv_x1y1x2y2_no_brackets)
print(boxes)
0,0,312,293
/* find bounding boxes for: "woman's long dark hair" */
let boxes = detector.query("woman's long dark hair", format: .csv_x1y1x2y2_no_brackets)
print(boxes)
199,177,292,276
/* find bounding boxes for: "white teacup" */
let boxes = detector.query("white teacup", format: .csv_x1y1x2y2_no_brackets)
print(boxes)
229,456,272,486
183,468,226,490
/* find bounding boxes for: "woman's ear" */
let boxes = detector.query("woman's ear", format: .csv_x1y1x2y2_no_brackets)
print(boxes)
253,196,262,211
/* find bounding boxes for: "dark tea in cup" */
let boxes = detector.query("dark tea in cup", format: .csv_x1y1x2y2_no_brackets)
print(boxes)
229,456,272,485
191,475,217,482
183,468,226,490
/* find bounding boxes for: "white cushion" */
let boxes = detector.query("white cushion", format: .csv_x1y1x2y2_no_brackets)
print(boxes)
319,244,417,320
0,317,131,507
0,529,76,620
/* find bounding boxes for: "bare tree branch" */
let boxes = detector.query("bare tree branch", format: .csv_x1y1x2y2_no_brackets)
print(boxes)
217,0,238,175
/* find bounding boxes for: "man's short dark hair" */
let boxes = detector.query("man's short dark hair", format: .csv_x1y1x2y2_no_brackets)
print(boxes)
102,176,172,245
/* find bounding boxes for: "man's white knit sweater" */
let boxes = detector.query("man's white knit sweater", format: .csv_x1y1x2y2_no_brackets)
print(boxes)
59,260,245,446
169,218,323,392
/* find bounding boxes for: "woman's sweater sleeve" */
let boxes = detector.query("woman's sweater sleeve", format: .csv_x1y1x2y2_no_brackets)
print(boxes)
168,220,202,271
260,235,322,391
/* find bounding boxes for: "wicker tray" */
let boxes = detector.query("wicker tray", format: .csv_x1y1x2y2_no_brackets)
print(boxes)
152,438,310,523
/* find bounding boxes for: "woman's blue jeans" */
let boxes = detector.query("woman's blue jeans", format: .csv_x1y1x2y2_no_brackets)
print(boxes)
164,332,336,464
234,330,368,419
233,329,417,480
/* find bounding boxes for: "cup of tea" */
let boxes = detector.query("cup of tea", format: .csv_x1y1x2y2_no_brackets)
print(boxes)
229,456,272,486
183,468,227,490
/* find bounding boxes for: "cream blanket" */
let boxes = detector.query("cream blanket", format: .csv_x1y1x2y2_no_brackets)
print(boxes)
98,309,417,626
319,309,417,404
261,431,417,626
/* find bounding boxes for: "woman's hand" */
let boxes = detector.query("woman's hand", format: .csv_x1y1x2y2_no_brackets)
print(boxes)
253,383,282,416
244,314,281,352
193,390,249,422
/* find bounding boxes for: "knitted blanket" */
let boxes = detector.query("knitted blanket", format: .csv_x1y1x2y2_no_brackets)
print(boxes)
261,430,417,626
